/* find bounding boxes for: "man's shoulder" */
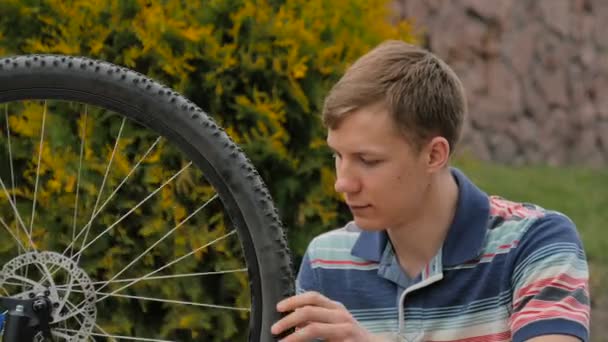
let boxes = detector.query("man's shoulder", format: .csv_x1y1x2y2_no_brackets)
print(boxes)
305,222,378,270
475,196,578,258
484,195,580,257
489,195,550,220
487,195,575,230
308,221,363,250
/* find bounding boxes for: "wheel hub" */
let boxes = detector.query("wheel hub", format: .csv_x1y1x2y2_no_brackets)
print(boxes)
0,251,97,340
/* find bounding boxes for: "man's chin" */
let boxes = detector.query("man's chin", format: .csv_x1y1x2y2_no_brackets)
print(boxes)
353,217,386,231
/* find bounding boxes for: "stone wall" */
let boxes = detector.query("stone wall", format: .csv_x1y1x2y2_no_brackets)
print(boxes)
394,0,608,166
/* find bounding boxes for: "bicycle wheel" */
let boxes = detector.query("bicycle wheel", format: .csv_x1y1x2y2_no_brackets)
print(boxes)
0,55,294,341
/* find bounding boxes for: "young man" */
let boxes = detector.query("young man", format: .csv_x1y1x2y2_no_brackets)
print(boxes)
271,40,590,341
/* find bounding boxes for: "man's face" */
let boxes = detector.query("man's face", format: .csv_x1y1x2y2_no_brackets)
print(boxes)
327,103,431,231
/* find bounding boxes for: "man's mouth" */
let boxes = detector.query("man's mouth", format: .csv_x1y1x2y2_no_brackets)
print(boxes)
348,204,371,210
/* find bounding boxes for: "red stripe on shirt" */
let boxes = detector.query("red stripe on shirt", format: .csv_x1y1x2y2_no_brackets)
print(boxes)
310,258,376,266
481,241,520,259
427,330,511,342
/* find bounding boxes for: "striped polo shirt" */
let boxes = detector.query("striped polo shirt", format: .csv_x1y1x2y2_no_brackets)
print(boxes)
296,168,590,341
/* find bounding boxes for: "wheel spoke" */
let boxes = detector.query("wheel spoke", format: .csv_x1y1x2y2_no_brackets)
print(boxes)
50,301,94,341
53,268,247,288
41,135,164,286
67,287,250,312
57,136,163,263
4,104,28,292
54,270,77,324
23,101,48,287
2,263,57,302
70,105,88,259
70,162,193,261
96,229,236,303
0,216,27,251
98,291,250,311
5,104,27,292
3,274,39,288
92,323,119,342
29,100,47,237
0,175,36,251
50,329,73,341
95,194,218,294
52,294,88,324
4,104,21,256
75,117,126,266
0,218,50,285
28,103,59,294
1,281,23,287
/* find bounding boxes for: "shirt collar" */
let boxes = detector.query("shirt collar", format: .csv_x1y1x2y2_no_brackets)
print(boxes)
351,167,490,267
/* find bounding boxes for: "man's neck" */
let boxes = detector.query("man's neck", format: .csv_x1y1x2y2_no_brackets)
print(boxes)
386,169,459,279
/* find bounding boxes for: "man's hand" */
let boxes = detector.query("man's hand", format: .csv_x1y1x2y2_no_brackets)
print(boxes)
271,291,378,342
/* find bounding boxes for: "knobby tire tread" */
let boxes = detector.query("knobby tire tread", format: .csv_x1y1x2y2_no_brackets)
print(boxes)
0,54,295,342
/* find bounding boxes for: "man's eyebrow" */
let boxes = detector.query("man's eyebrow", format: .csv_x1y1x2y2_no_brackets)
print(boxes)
326,138,384,154
327,146,382,156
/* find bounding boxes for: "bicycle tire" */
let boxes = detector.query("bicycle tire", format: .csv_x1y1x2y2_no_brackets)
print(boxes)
0,54,295,341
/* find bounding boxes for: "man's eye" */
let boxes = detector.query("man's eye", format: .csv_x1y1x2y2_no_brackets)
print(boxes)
360,158,380,166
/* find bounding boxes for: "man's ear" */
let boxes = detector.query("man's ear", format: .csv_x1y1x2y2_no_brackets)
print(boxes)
425,136,450,172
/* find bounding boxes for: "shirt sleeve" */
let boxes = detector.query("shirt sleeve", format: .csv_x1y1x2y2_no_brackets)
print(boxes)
509,213,590,342
296,243,320,295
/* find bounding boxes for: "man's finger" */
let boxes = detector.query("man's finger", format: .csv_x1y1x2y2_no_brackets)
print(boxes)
276,291,342,312
271,305,345,335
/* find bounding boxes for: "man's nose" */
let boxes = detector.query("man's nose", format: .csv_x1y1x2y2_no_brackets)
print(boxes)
334,162,360,194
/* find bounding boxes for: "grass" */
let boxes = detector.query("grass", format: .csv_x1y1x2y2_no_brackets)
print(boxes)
453,156,608,293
